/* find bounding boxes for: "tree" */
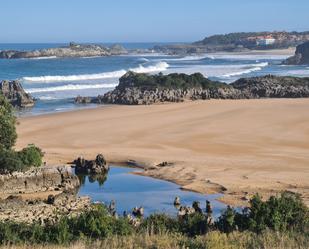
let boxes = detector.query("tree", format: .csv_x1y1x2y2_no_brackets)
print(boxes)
0,95,17,150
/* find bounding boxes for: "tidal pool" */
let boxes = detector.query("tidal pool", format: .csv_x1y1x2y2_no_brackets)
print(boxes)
77,166,226,217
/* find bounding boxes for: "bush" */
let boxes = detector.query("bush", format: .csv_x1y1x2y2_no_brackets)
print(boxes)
0,149,23,173
140,214,180,234
247,192,309,233
0,95,17,150
180,213,210,236
18,145,43,168
216,192,309,234
0,145,43,174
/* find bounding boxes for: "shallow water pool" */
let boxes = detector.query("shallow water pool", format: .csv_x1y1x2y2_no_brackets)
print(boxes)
77,166,226,217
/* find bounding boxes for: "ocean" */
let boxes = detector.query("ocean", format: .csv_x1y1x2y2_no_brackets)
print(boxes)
0,43,308,116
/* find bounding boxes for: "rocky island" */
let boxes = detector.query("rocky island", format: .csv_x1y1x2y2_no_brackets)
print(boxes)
0,42,127,59
283,41,309,65
76,72,309,105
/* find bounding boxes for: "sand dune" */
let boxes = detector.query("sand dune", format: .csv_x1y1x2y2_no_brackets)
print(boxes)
16,99,309,206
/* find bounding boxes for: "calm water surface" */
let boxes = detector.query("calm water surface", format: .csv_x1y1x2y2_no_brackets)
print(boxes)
77,166,226,217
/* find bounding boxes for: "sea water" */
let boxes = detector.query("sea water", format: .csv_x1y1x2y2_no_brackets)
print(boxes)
0,43,308,116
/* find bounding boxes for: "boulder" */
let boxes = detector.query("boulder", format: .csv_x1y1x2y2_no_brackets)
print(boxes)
0,80,34,107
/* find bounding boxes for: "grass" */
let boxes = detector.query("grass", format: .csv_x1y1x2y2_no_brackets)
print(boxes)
1,230,307,249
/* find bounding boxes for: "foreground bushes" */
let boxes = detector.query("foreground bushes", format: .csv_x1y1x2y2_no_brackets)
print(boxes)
0,96,43,173
0,145,43,173
0,192,307,246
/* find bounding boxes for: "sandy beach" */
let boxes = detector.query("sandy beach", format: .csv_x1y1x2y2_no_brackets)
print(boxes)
16,99,309,206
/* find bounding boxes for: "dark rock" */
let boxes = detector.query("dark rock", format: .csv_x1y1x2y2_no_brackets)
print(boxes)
47,195,55,205
231,75,309,98
74,154,109,175
74,96,95,104
283,41,309,65
0,80,34,108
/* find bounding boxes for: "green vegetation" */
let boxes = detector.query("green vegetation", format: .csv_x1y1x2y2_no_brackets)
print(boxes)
195,31,309,46
0,96,43,173
120,72,230,90
0,192,307,247
0,95,17,150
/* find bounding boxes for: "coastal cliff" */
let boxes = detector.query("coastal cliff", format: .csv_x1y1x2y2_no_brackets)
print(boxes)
80,72,309,105
0,42,127,59
0,80,34,107
283,41,309,65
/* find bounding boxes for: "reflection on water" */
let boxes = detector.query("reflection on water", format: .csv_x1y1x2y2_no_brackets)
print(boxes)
77,166,226,217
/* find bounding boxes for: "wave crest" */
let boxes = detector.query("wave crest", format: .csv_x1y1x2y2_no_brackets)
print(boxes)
27,83,118,93
23,62,169,83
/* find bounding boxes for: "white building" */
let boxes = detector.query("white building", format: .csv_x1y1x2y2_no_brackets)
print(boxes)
256,38,276,46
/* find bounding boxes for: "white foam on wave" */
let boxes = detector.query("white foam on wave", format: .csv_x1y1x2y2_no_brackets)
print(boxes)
221,62,268,78
27,83,118,93
166,62,269,79
38,96,59,100
162,54,213,62
29,56,58,60
208,53,290,61
22,61,169,83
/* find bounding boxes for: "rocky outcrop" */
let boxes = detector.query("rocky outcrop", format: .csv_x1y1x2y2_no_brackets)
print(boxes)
231,75,309,98
283,41,309,65
74,154,109,175
100,86,243,105
0,192,91,224
0,166,79,195
0,43,127,59
95,73,309,105
0,80,34,107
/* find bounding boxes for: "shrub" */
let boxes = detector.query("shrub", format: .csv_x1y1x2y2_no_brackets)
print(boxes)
18,145,43,168
0,95,17,150
0,148,23,173
140,214,180,234
247,192,309,233
180,213,210,236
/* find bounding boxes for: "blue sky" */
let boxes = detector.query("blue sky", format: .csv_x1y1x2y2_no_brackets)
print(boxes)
1,0,308,43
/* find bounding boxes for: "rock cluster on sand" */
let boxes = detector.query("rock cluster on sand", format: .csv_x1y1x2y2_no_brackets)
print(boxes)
283,41,309,65
74,154,109,174
85,72,309,105
0,42,127,59
0,80,34,107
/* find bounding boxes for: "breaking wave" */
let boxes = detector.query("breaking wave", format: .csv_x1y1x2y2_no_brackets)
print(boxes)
22,62,169,83
27,83,118,93
221,62,269,78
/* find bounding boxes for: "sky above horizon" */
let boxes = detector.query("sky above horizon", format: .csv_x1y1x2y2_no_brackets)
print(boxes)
1,0,308,43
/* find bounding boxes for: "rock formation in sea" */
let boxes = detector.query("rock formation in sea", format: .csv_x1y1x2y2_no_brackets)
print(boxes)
0,42,128,59
80,72,309,105
0,80,34,108
283,41,309,65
